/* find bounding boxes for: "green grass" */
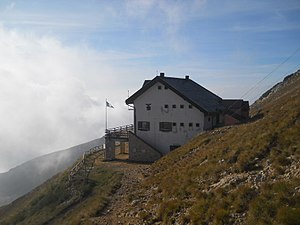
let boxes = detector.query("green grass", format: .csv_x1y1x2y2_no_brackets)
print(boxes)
0,164,122,225
1,71,299,225
132,71,300,224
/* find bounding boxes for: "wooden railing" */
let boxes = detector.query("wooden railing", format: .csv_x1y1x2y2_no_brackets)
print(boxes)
68,145,104,183
105,124,134,139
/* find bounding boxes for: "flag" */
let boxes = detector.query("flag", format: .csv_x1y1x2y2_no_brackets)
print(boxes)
106,100,114,108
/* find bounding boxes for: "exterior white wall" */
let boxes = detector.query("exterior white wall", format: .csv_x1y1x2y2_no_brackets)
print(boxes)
134,82,205,154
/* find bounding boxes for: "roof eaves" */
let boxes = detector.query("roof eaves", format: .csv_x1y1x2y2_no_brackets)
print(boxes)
125,76,160,104
126,76,223,114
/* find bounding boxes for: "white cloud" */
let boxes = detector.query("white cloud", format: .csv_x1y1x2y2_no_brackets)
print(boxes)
6,2,15,11
124,0,207,52
0,27,133,172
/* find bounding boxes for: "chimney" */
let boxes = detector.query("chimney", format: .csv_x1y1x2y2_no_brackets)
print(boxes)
160,72,165,77
185,75,189,80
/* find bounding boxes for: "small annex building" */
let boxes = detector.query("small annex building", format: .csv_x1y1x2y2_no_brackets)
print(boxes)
124,73,249,162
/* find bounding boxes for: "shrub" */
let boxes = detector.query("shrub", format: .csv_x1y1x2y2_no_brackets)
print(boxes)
233,185,256,213
215,208,230,225
158,199,183,224
188,199,209,224
276,207,300,225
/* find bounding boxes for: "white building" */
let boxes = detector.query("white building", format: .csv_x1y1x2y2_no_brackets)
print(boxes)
125,73,231,159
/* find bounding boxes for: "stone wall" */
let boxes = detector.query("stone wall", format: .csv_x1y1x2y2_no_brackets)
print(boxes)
104,137,116,160
129,132,162,162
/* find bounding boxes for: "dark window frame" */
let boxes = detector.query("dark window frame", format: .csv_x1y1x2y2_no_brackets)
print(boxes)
159,122,172,132
138,121,150,131
180,104,184,109
146,104,151,111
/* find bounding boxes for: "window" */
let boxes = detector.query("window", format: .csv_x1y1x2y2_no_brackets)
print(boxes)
138,121,150,131
146,104,151,111
165,86,169,90
189,123,193,127
208,117,211,122
180,122,184,127
158,85,162,90
189,105,193,109
172,104,176,109
164,104,169,109
180,104,184,109
172,122,177,126
159,122,172,132
196,123,200,127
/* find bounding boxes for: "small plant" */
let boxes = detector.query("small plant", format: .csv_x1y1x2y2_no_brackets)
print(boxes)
188,198,209,224
276,207,300,225
214,208,230,224
157,199,183,223
233,185,256,213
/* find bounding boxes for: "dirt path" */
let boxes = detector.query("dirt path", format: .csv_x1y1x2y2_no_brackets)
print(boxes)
90,160,150,225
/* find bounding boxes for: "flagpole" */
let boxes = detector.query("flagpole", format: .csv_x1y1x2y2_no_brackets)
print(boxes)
105,98,107,131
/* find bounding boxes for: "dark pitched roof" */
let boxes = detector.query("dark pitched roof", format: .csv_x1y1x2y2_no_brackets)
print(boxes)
142,80,151,87
222,99,249,121
223,99,249,110
126,75,224,113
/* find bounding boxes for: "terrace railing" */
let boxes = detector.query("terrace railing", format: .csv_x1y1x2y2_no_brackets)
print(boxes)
105,124,134,140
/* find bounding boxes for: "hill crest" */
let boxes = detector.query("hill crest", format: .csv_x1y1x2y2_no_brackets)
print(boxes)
0,70,299,225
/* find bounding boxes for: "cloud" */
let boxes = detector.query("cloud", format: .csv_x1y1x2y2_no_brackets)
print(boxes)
0,27,133,172
124,0,207,52
6,2,15,11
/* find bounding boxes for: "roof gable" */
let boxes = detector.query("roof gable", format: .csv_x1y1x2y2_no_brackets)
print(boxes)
126,75,224,113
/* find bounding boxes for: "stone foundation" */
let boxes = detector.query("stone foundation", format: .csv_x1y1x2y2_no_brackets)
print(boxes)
128,132,162,162
104,137,116,160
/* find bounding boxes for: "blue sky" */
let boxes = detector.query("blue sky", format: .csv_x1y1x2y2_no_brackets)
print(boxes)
0,0,299,172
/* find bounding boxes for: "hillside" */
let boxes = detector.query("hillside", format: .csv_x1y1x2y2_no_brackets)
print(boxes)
0,149,124,225
0,138,104,207
0,70,299,225
125,70,300,224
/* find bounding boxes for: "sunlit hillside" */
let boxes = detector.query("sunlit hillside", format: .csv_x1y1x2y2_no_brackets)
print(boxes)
0,70,299,225
0,152,122,225
127,70,300,224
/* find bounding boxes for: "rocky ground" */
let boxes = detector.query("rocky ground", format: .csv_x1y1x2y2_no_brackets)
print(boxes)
86,70,300,225
90,160,150,225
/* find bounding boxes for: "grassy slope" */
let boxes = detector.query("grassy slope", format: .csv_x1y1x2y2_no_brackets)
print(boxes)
0,71,299,225
131,71,300,224
0,157,122,225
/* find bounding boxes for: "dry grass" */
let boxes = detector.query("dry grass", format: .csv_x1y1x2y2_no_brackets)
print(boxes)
132,71,300,224
0,161,122,225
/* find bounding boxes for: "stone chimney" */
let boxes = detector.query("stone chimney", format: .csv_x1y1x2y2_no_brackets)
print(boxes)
185,75,189,80
160,72,165,77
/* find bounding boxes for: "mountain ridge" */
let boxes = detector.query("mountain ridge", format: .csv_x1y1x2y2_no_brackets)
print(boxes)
0,137,104,207
0,69,299,224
